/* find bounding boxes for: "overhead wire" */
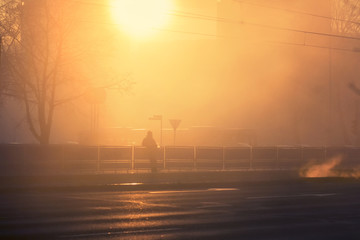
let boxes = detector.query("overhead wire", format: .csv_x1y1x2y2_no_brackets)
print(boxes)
169,10,360,42
73,15,360,54
70,0,360,29
66,0,360,42
235,0,360,27
15,0,360,53
69,0,360,33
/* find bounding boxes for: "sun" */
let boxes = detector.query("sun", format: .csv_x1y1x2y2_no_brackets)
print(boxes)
110,0,173,38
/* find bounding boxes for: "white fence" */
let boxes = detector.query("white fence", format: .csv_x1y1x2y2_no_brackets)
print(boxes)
0,145,359,174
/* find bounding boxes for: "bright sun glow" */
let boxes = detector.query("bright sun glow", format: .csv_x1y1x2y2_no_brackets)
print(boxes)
110,0,173,38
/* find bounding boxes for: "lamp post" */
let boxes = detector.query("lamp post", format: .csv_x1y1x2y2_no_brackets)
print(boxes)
328,42,333,146
149,115,162,145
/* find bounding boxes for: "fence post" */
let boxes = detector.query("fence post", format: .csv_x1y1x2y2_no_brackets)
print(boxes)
22,144,26,172
163,146,166,170
131,146,135,170
97,145,100,172
193,146,197,170
61,145,65,172
250,146,253,170
222,147,225,170
276,146,279,169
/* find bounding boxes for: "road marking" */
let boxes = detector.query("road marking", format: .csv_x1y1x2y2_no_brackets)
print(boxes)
247,193,337,200
207,188,239,191
197,202,232,209
106,183,144,186
61,227,182,238
150,190,208,194
149,188,238,194
86,207,112,210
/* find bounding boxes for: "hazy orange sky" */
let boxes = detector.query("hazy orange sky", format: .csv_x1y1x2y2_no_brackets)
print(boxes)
2,0,360,146
86,0,336,144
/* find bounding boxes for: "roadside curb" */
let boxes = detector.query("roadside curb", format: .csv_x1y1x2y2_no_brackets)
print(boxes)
0,170,303,192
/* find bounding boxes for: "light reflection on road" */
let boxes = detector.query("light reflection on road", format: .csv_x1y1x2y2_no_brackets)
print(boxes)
149,188,239,194
107,183,144,186
3,182,359,239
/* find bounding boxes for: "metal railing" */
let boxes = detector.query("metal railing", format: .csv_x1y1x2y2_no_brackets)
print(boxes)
0,144,359,175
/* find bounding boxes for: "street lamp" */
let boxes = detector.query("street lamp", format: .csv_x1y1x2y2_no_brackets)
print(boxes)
149,115,162,145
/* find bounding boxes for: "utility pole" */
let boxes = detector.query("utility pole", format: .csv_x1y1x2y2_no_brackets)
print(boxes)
328,40,332,145
328,0,333,145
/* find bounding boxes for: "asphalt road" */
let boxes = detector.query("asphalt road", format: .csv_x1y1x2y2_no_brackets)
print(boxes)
1,178,360,239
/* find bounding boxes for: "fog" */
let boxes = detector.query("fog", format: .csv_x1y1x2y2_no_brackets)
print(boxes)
300,155,360,178
1,0,360,146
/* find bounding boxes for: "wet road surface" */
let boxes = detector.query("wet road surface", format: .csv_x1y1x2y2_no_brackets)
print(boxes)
1,179,360,239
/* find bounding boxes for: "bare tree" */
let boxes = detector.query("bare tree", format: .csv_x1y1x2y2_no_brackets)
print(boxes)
331,0,360,35
0,0,131,144
330,0,360,145
0,1,19,99
0,0,79,144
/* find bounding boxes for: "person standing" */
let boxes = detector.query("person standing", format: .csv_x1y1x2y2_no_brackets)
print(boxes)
142,131,158,173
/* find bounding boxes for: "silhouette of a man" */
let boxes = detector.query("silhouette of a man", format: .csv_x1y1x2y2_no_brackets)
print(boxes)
142,131,158,173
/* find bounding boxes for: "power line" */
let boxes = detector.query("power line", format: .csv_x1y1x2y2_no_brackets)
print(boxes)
69,0,345,27
70,0,360,33
67,0,360,52
155,26,360,54
76,17,360,54
67,0,360,42
235,0,360,27
11,0,360,53
169,10,360,42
